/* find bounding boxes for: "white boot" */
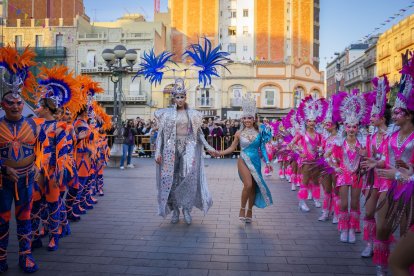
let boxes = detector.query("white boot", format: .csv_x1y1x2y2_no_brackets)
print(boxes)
348,229,356,243
298,200,310,212
318,210,329,221
376,265,388,276
361,242,373,258
307,190,312,200
340,230,348,243
313,199,322,208
291,183,297,191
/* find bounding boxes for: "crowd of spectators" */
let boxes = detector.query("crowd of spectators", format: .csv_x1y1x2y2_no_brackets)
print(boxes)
113,116,244,159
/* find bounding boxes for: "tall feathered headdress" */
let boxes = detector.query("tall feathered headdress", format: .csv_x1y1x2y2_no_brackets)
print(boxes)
37,66,83,114
0,45,37,103
134,37,231,97
371,75,390,117
296,95,328,123
332,89,374,126
77,75,104,120
92,101,112,131
394,50,414,111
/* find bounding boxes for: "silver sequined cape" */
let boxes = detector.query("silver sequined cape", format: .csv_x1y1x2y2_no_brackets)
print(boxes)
154,107,214,217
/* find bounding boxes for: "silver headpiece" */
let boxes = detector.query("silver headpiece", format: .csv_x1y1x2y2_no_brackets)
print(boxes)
340,91,367,126
171,77,187,97
241,95,257,117
394,74,413,111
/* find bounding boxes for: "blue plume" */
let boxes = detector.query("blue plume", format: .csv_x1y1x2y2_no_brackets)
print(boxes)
184,37,231,87
134,49,173,86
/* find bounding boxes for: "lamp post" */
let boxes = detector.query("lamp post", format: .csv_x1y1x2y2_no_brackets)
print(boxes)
102,45,138,158
334,52,343,93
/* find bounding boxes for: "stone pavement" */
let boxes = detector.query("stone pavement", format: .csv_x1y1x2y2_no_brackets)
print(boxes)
6,158,376,276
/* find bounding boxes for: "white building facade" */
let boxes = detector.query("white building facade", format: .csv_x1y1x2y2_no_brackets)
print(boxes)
219,0,255,62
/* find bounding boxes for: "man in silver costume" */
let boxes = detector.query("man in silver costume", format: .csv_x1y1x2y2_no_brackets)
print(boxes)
154,79,216,225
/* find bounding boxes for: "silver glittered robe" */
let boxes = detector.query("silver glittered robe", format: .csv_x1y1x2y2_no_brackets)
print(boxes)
154,107,214,217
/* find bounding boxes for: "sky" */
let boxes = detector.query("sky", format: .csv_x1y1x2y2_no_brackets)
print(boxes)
84,0,414,71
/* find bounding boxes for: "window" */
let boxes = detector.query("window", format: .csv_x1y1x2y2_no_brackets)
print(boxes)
35,35,43,48
15,35,22,47
86,50,96,68
265,89,275,106
228,43,236,53
243,45,248,52
56,34,63,47
243,26,248,36
228,26,236,36
311,90,320,99
230,10,236,18
243,9,248,17
287,25,290,31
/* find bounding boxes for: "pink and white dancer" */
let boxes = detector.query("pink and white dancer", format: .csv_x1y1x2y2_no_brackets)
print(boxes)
290,96,328,212
331,90,373,244
361,76,392,259
362,52,414,275
318,99,339,222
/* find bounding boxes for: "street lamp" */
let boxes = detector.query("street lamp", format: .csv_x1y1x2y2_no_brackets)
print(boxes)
334,52,343,93
102,45,138,158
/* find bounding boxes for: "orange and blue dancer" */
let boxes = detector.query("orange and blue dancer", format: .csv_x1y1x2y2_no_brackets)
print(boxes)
62,108,81,222
31,66,81,251
73,108,93,216
0,46,40,273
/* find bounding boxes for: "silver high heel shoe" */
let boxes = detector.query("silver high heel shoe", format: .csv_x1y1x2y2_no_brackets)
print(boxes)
239,207,246,222
183,208,192,225
245,208,253,223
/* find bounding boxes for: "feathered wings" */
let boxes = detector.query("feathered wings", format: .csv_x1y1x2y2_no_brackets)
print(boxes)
183,37,231,87
134,37,231,87
134,49,174,86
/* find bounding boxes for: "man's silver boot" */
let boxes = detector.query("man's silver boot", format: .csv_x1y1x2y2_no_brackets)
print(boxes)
183,208,192,225
170,208,180,224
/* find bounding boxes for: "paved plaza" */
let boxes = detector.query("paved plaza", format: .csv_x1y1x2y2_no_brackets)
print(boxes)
6,158,376,276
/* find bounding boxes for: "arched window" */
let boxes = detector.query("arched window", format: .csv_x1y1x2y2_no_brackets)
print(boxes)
294,86,305,108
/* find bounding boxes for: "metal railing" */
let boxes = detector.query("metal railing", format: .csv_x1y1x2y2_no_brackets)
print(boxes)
106,134,242,157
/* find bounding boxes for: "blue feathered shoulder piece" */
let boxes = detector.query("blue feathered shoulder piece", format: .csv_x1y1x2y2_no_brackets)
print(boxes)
184,37,231,87
260,124,273,144
134,49,174,86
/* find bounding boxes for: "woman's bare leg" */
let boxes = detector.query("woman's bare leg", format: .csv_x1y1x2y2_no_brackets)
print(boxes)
374,193,393,271
238,159,253,218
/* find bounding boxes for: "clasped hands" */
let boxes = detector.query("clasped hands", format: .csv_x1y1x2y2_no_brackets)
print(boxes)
361,156,412,181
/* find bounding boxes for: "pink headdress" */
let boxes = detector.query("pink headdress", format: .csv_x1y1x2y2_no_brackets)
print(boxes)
371,75,390,117
296,95,328,126
332,89,374,126
395,51,414,111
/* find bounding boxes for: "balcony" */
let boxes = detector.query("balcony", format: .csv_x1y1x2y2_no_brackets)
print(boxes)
196,97,214,107
77,33,107,41
378,50,390,60
80,66,111,74
95,95,114,102
17,47,67,58
122,32,153,40
95,94,147,102
396,38,413,51
231,98,243,107
363,57,376,68
344,74,364,87
125,95,147,102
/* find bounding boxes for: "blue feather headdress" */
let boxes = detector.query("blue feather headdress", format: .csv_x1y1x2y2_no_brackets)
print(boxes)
134,37,231,96
134,49,174,86
184,37,231,87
